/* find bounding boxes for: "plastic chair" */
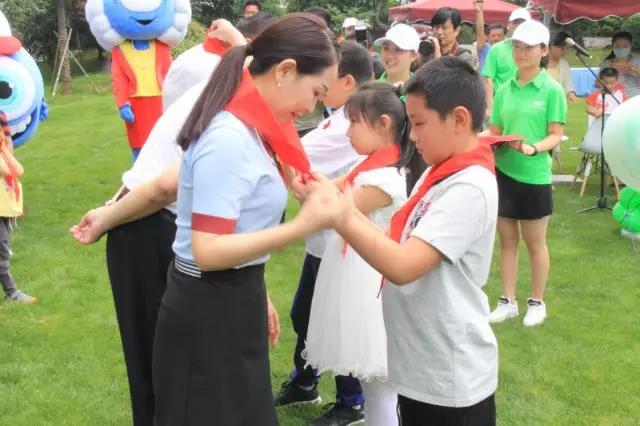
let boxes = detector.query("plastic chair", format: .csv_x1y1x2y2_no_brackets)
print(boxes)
572,115,620,197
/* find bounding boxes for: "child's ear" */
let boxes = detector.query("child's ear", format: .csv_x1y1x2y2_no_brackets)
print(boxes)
344,74,357,91
378,114,392,132
452,106,472,134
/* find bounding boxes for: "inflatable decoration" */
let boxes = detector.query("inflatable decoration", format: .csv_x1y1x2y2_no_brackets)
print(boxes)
0,11,48,148
602,96,640,192
613,187,640,238
85,0,191,158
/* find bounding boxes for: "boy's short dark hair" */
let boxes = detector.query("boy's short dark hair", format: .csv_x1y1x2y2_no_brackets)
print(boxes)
431,7,462,29
338,41,374,85
405,56,485,132
244,0,262,11
235,12,275,39
304,6,332,28
486,23,506,36
599,67,619,79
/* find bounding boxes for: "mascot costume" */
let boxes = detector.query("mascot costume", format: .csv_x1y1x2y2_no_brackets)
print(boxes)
0,12,47,148
85,0,191,160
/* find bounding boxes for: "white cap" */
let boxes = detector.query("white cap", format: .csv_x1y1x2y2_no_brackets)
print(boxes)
512,20,550,46
355,20,367,31
509,8,532,22
342,17,358,29
373,23,420,52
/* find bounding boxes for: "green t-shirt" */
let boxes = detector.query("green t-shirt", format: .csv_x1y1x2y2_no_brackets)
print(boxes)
482,39,517,93
490,69,567,185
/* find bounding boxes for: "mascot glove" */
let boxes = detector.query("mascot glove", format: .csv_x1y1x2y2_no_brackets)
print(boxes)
119,104,135,123
40,101,49,121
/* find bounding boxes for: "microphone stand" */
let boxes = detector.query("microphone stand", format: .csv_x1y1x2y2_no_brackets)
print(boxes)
575,51,621,213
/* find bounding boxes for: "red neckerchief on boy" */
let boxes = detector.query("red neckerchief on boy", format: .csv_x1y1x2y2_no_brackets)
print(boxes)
379,140,495,293
340,144,401,256
205,36,311,176
0,112,19,202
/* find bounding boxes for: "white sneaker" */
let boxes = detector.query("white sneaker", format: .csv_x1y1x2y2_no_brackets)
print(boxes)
523,298,546,327
489,297,519,324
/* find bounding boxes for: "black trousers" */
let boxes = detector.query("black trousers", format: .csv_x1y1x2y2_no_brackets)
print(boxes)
106,209,176,426
153,263,277,426
398,394,496,426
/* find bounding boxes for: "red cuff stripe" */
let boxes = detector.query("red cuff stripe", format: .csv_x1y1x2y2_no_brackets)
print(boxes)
192,213,236,234
203,36,229,55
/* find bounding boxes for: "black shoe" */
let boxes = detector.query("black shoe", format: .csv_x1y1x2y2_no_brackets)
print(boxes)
274,380,322,407
310,402,365,426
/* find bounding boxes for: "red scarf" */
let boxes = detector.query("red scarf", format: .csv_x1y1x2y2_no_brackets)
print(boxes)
340,144,400,256
343,144,400,187
205,36,311,175
388,141,495,244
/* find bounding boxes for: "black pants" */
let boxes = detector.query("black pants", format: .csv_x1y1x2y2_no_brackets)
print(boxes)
106,209,176,426
153,263,277,426
398,394,496,426
290,253,364,406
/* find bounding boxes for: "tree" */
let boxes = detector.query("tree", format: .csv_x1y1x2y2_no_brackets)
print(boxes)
56,0,73,94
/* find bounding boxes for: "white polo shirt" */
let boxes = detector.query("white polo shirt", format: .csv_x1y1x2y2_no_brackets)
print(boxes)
302,107,362,257
121,82,206,214
382,165,499,407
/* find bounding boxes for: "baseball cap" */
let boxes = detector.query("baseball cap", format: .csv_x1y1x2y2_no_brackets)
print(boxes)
342,17,358,29
512,20,550,46
374,23,420,52
509,8,532,22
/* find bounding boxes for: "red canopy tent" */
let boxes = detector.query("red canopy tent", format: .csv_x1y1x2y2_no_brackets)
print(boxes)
389,0,523,24
530,0,640,24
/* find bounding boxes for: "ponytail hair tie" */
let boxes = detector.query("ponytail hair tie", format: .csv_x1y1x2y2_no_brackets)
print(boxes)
393,83,406,99
245,43,254,57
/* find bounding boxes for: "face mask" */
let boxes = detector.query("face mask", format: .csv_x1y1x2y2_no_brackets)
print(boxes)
614,47,631,58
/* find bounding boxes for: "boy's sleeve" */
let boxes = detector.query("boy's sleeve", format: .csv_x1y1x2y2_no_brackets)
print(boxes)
410,182,488,264
189,128,256,235
547,84,568,124
585,91,598,106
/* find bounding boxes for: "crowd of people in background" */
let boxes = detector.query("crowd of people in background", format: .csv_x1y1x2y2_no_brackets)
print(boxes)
64,1,640,425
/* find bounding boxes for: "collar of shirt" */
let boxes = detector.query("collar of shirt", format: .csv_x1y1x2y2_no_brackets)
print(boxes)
511,68,548,90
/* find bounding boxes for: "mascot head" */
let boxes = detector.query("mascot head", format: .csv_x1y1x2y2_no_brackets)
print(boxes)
85,0,191,52
0,12,47,148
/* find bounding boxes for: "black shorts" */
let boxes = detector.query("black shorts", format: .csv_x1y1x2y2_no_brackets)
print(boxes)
497,168,552,220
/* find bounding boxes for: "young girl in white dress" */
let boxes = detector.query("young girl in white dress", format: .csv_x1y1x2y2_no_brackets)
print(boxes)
304,82,417,425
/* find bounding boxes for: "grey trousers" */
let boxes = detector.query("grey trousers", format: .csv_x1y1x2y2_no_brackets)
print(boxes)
0,217,16,296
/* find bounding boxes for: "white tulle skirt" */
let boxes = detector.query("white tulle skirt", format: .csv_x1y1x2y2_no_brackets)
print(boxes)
304,232,389,382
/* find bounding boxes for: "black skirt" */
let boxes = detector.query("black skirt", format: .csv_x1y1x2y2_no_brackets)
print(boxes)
152,261,277,426
497,168,553,220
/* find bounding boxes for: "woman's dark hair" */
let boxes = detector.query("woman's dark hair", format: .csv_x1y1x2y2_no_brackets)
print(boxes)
177,13,338,150
551,31,570,47
605,31,633,60
304,6,332,28
431,7,462,29
344,81,419,195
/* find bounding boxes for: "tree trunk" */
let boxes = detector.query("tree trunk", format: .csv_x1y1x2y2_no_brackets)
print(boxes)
57,0,73,94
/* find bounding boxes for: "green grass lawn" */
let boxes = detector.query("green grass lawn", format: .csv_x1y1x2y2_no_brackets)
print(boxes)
0,72,638,425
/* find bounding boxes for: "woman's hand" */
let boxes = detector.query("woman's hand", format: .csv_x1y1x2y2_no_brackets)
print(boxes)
290,173,311,202
294,173,349,233
69,206,111,244
267,295,280,348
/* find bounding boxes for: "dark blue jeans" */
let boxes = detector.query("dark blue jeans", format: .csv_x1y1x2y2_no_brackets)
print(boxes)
289,253,364,407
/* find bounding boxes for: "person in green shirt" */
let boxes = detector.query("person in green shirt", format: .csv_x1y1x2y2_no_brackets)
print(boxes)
482,7,530,118
484,20,567,327
374,23,419,86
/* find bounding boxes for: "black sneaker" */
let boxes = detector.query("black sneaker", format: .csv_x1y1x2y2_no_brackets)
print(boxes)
274,380,322,407
310,402,365,426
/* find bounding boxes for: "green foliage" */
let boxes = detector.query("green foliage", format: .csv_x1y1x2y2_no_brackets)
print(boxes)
0,0,59,60
171,21,207,56
561,16,640,48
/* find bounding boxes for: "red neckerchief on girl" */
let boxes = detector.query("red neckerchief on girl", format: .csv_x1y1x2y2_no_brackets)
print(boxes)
0,112,19,202
379,140,495,293
340,144,401,256
204,36,311,175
